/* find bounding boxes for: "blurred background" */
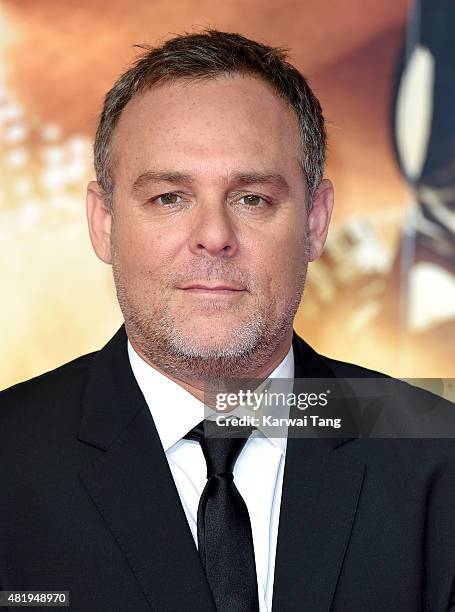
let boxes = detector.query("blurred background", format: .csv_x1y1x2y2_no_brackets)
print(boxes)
1,0,454,390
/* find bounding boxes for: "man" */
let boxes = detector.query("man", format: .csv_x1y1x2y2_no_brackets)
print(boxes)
1,30,455,612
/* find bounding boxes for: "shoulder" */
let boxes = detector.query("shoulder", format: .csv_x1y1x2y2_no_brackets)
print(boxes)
293,332,455,452
294,331,446,403
319,353,390,379
0,350,98,429
322,352,450,411
292,330,390,380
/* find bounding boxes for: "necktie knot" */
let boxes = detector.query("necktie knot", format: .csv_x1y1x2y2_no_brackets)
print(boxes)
184,419,255,479
209,471,234,481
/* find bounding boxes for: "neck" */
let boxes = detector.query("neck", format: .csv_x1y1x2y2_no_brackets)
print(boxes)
128,329,293,404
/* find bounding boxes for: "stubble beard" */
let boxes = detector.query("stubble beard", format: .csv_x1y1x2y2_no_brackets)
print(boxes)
111,241,309,384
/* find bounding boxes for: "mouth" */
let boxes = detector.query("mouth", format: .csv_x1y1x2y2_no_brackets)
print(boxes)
180,283,245,292
183,288,244,296
179,283,247,298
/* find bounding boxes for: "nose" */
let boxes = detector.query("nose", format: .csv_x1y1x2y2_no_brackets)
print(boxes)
188,199,239,258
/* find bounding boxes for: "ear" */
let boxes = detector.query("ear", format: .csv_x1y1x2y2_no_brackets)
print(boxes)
86,181,113,264
307,178,334,261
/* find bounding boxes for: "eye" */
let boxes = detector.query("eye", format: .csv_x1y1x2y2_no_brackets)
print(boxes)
238,194,267,207
154,192,182,206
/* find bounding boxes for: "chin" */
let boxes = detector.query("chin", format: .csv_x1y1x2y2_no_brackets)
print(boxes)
168,325,260,359
174,331,241,353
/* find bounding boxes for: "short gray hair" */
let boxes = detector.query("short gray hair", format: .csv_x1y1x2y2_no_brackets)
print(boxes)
94,29,327,210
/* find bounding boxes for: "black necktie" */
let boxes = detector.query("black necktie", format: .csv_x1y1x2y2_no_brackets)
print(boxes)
184,419,260,612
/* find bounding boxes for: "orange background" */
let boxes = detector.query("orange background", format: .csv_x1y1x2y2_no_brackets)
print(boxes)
1,0,453,389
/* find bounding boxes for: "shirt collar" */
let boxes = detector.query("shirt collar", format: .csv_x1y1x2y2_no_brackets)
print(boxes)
127,339,294,456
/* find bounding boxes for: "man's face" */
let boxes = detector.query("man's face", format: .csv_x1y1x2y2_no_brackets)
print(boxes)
88,74,331,381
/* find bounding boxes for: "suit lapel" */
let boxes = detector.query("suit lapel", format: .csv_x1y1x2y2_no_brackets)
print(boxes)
76,325,364,611
271,334,365,612
77,325,216,611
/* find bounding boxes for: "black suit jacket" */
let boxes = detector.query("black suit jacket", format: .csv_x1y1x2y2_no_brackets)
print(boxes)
1,324,455,611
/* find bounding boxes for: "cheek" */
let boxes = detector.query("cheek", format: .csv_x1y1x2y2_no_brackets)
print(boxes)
250,255,298,311
113,223,168,276
253,225,307,286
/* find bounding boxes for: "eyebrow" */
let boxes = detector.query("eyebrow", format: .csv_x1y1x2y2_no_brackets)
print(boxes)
130,170,290,196
231,172,290,193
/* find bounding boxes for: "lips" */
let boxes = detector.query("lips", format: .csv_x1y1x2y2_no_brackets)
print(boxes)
180,283,244,291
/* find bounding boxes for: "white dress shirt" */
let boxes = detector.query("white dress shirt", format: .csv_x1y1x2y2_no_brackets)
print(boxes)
127,339,294,612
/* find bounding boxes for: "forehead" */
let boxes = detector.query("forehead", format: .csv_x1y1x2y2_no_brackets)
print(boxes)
111,74,302,184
